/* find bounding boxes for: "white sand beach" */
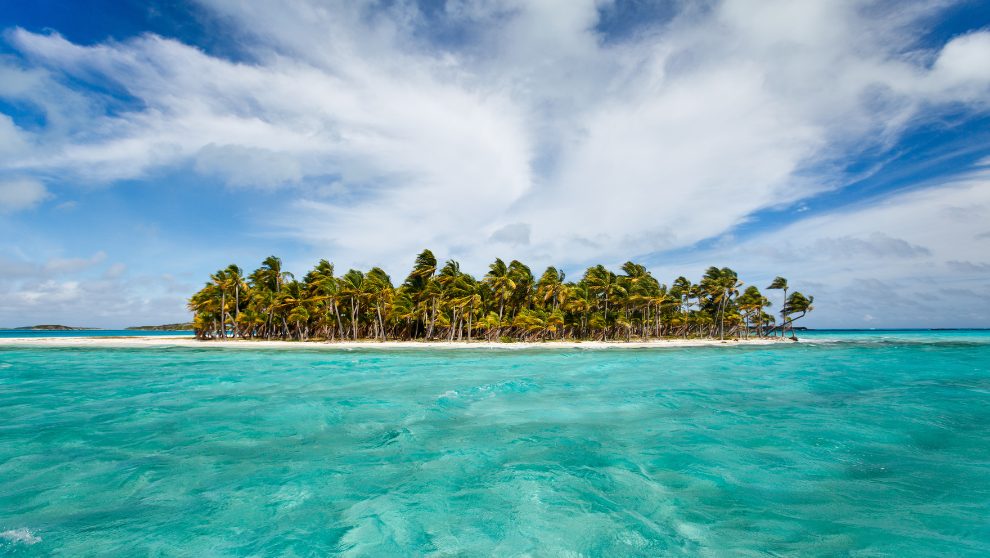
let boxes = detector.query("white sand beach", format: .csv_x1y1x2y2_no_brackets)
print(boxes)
0,336,793,350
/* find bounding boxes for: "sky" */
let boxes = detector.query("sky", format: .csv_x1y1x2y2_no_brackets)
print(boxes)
0,0,989,329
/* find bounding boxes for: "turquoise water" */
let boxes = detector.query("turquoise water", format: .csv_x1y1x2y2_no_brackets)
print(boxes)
0,330,192,338
1,333,989,556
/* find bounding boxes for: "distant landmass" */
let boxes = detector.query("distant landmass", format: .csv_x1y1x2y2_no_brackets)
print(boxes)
13,325,96,330
126,323,195,331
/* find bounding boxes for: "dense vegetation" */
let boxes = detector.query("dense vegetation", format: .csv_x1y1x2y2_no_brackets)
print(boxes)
126,323,195,331
188,251,813,342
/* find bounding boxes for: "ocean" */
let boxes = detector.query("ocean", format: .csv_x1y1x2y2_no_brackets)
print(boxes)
1,331,988,555
0,330,192,338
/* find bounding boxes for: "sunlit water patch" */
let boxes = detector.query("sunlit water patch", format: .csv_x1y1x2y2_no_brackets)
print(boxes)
1,335,988,555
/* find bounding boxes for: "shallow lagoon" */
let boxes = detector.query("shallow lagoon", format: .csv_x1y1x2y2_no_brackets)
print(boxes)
1,333,988,556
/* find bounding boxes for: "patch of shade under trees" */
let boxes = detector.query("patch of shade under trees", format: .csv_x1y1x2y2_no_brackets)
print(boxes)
188,250,813,342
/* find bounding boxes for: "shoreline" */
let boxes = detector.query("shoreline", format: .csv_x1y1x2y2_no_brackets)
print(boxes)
0,336,793,350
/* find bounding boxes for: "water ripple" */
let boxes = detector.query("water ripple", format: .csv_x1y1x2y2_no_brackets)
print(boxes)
0,339,988,555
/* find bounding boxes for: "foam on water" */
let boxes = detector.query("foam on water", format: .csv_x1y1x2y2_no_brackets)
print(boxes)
0,333,988,555
1,528,41,546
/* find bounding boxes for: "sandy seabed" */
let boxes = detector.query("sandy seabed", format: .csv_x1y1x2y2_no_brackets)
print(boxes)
0,336,792,350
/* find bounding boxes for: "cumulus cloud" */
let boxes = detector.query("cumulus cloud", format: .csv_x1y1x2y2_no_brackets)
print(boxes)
655,171,990,327
0,1,987,274
0,178,50,212
931,30,990,99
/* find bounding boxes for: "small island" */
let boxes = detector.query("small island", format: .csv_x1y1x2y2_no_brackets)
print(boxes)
126,323,195,331
188,250,814,343
12,325,95,331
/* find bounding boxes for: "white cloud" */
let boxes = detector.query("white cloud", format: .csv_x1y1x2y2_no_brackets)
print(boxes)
659,171,990,328
0,178,50,212
0,0,988,327
931,30,990,98
489,223,532,245
0,252,192,328
43,251,106,274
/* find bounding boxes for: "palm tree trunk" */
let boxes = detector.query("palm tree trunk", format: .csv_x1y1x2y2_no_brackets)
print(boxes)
376,303,385,341
220,290,226,340
449,308,457,341
467,300,474,341
780,288,788,337
427,298,437,339
603,294,609,341
352,299,360,340
234,283,240,339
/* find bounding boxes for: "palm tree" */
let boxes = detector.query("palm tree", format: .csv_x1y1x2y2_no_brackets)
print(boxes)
402,249,438,338
303,259,344,340
782,291,814,339
484,258,515,332
536,267,565,312
223,264,246,338
671,276,691,337
189,252,811,343
249,256,294,338
287,305,310,340
338,270,366,340
701,267,741,340
364,267,394,341
252,256,293,293
767,276,788,337
506,260,534,319
737,285,770,338
583,265,621,340
451,275,481,341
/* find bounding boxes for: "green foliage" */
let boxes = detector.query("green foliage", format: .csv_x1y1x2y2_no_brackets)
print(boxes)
188,250,812,342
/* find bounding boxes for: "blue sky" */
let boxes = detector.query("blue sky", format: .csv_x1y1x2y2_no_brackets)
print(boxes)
1,0,989,328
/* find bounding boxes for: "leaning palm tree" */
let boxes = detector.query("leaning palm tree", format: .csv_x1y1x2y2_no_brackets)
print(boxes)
782,291,814,338
767,276,788,337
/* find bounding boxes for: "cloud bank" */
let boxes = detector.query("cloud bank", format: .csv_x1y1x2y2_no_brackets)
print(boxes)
655,171,990,327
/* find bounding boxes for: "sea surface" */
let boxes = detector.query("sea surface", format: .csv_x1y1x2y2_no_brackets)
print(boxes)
0,329,192,338
1,331,988,556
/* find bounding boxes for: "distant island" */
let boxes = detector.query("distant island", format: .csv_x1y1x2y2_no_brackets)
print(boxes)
13,325,96,331
126,323,195,331
188,251,814,342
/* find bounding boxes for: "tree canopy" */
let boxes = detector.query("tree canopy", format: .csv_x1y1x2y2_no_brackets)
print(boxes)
189,251,813,342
